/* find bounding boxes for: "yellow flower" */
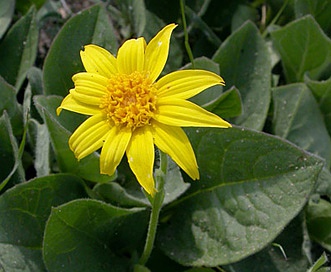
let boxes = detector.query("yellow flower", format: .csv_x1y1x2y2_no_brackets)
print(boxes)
57,24,231,196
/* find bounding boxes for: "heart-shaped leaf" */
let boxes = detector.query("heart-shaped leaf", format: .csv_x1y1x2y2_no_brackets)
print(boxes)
0,174,87,271
271,15,331,82
157,127,323,266
43,199,148,272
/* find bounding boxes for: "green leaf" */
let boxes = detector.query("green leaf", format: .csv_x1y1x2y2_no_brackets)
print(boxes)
315,167,331,198
29,120,51,177
0,6,38,91
0,112,24,192
122,0,146,36
224,215,309,271
43,4,118,96
231,5,258,32
110,0,146,37
0,76,23,135
158,127,323,266
27,67,43,96
0,0,15,39
207,86,243,119
213,21,271,130
307,252,330,272
295,0,331,35
272,83,331,167
306,198,331,252
16,0,47,13
25,67,44,123
184,269,215,272
185,6,222,48
34,95,114,183
270,15,331,83
305,75,331,136
0,174,87,271
184,268,215,272
43,199,148,272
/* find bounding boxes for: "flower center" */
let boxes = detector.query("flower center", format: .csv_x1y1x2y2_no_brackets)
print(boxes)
100,71,157,129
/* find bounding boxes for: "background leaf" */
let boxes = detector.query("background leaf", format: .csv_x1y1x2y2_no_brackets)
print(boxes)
225,215,309,272
213,21,271,130
16,0,47,13
231,5,258,32
28,120,50,177
295,0,331,36
0,0,15,39
0,174,87,271
0,76,23,135
306,198,331,252
43,4,119,97
0,6,38,91
157,127,323,266
0,112,24,191
43,199,148,272
271,15,331,82
272,83,331,167
305,75,331,135
206,86,243,119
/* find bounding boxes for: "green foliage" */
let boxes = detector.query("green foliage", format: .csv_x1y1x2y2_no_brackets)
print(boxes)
213,21,272,130
0,6,38,91
0,0,331,271
0,0,15,39
158,127,323,266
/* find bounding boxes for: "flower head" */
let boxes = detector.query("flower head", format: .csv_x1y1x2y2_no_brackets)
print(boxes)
57,24,231,196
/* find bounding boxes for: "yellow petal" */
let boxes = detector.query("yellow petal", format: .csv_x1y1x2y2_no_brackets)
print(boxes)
117,37,146,74
145,24,177,83
69,114,110,160
155,98,232,128
71,73,107,106
126,126,156,196
80,45,117,77
72,72,109,97
56,93,100,116
153,121,199,180
100,126,132,176
156,70,225,99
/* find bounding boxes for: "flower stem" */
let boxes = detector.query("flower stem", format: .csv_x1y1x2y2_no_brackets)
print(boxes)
138,151,167,266
180,0,195,68
261,0,289,38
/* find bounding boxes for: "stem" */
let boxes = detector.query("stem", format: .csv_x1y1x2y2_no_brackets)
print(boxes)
138,151,167,266
180,0,195,67
262,0,289,38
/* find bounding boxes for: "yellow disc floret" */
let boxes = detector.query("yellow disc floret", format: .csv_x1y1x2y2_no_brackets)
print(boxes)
100,71,157,129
